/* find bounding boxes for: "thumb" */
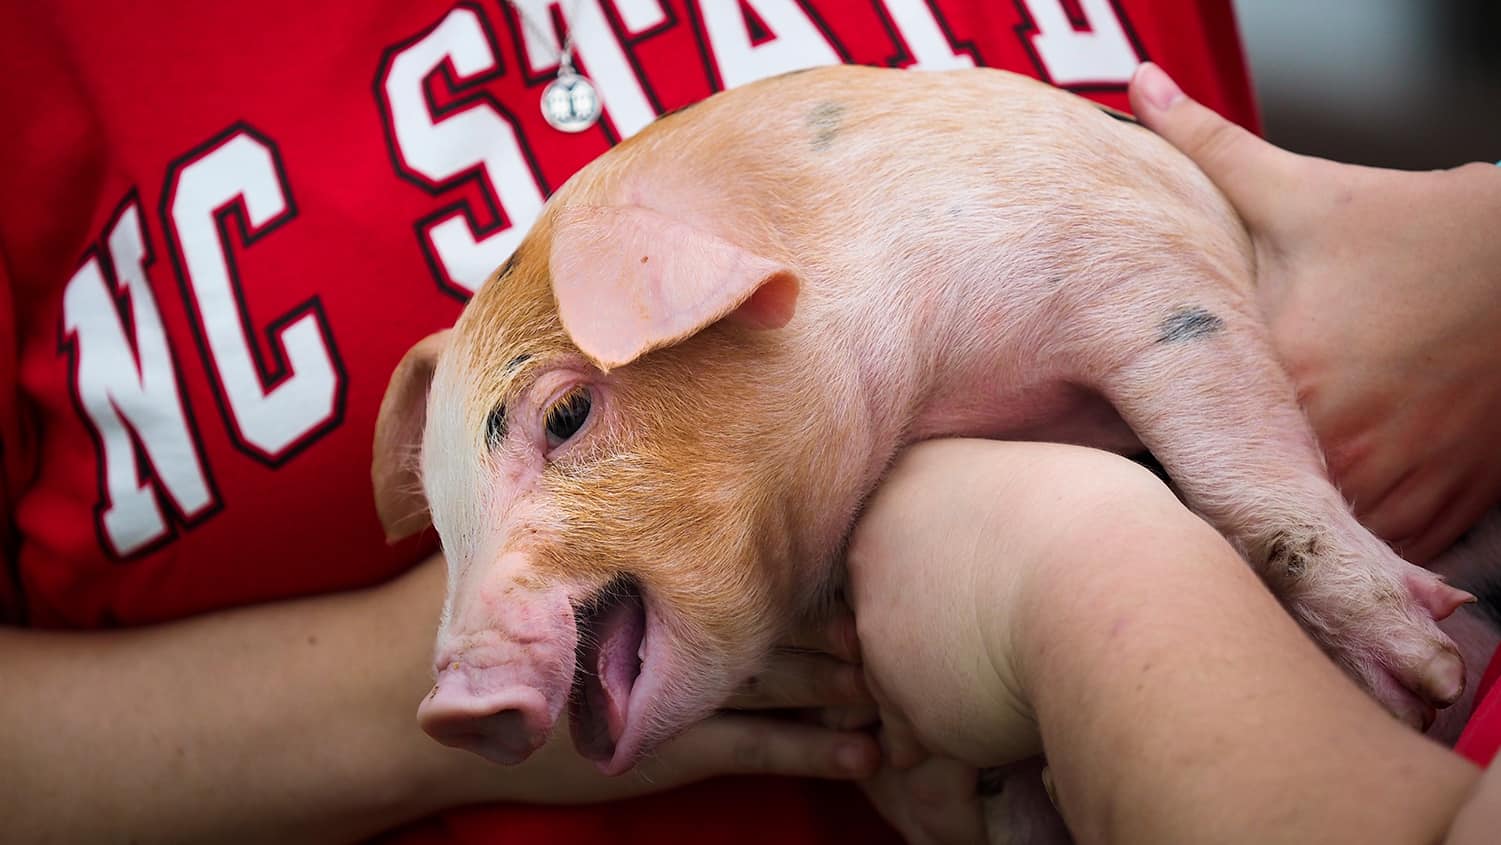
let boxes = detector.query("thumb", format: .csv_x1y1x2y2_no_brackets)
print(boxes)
1129,62,1301,231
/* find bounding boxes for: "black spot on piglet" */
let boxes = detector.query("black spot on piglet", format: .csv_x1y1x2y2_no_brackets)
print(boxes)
1266,532,1320,582
807,102,845,152
1157,306,1224,344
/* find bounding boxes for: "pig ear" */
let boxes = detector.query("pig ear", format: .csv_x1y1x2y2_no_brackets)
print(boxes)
372,329,449,543
550,205,800,370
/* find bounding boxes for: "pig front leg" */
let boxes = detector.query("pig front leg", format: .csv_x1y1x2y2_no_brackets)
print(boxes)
1096,301,1470,726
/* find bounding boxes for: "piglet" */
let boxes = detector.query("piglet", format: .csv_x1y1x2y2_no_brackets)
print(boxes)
372,66,1470,778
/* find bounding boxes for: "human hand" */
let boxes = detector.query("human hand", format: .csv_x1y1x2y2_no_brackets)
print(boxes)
1129,61,1501,564
852,657,987,845
400,559,880,806
859,755,987,845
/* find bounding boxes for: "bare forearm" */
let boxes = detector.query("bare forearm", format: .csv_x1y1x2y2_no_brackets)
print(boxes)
1011,505,1478,844
0,558,462,844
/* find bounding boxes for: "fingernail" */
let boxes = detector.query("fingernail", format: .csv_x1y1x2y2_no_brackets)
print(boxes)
1041,765,1059,809
836,741,870,774
1135,62,1183,111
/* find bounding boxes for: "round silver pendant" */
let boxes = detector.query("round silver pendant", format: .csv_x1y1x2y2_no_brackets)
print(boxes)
541,71,602,133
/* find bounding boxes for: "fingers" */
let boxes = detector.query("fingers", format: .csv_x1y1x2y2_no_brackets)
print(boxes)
877,705,930,770
861,758,986,845
1041,765,1059,810
727,651,873,710
1128,62,1304,233
901,757,986,843
817,703,881,731
1360,458,1494,566
651,714,880,782
783,604,861,662
1391,473,1500,567
734,605,869,711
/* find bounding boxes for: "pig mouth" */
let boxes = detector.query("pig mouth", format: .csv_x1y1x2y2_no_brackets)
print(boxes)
568,576,646,763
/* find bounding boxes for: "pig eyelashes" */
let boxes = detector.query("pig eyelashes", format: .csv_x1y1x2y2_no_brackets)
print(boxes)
482,354,533,450
484,403,507,449
544,386,593,449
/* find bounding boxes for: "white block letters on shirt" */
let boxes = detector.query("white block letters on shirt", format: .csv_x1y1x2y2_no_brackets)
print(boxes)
167,131,341,463
698,0,841,89
382,7,546,295
1018,0,1139,86
62,203,215,556
880,0,974,70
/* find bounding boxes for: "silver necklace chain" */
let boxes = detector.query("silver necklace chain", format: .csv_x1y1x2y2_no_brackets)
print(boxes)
508,1,602,132
508,0,578,74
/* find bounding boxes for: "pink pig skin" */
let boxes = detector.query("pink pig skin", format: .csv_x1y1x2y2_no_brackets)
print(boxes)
373,66,1472,787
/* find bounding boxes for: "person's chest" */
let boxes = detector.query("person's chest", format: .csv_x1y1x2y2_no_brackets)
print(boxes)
0,0,1246,627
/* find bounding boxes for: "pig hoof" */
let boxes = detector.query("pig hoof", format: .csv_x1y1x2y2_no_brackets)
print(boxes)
1405,571,1477,622
1365,669,1435,731
1417,648,1467,707
1376,642,1464,713
1383,574,1469,708
1341,611,1466,717
1283,545,1468,719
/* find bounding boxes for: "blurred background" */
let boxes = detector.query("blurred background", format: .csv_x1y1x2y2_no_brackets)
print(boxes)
1233,0,1500,168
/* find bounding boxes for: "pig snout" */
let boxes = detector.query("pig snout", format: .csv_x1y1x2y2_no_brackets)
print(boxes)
417,560,659,773
417,577,578,766
420,669,557,764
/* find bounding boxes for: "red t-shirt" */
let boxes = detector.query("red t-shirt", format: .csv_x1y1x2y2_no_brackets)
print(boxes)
1456,645,1501,767
0,1,1257,841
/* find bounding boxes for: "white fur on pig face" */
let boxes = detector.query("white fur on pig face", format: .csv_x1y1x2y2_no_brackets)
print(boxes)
422,341,568,591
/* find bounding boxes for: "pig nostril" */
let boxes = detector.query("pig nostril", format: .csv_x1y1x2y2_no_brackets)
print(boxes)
418,677,555,765
424,708,543,764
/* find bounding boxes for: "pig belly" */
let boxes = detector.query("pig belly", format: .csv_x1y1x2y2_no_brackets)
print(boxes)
906,380,1142,456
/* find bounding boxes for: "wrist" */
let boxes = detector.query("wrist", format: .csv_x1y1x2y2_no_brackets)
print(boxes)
359,556,488,818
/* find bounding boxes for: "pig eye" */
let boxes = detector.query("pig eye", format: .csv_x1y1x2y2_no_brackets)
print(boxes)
544,386,592,448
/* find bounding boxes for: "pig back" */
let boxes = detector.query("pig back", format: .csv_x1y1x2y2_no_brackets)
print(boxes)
549,65,1250,358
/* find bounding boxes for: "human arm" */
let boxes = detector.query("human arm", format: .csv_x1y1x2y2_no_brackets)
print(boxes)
0,555,877,844
848,439,1482,844
1128,62,1501,564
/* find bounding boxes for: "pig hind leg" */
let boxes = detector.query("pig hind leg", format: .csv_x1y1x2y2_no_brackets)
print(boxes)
1093,293,1468,724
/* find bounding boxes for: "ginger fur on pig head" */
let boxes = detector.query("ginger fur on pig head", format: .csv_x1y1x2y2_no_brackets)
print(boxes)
420,223,888,752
